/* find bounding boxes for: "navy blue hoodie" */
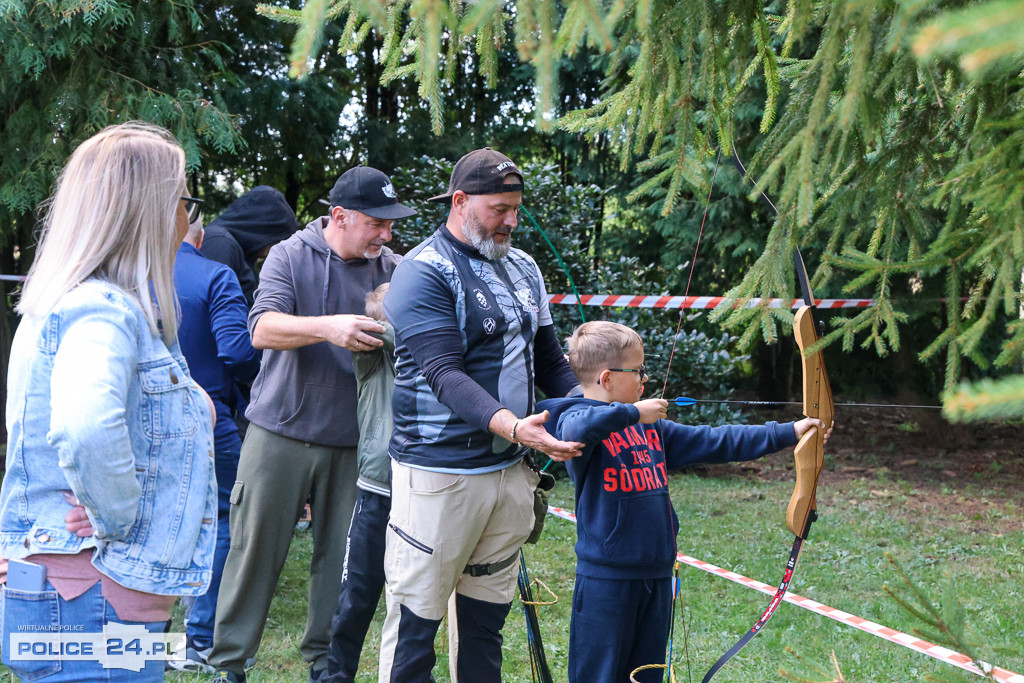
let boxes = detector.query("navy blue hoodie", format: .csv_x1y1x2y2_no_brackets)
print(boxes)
538,397,799,580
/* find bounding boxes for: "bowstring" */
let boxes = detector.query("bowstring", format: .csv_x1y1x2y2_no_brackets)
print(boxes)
660,149,723,399
651,148,722,683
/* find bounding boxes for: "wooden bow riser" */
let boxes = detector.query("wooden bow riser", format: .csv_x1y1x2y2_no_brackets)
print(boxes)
786,306,834,538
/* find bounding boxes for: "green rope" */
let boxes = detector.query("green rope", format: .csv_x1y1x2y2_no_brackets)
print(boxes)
520,205,587,474
521,205,587,324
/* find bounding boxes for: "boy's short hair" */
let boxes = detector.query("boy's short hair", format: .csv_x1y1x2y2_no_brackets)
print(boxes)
566,321,643,384
365,283,389,322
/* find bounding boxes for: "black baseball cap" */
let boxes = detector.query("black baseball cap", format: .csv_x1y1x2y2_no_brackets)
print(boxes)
428,148,525,203
329,166,418,220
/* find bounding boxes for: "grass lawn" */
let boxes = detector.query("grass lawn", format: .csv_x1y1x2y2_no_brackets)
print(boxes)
2,417,1021,682
158,446,1023,683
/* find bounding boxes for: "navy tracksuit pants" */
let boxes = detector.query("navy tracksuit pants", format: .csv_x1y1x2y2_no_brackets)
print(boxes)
568,575,673,683
325,489,390,683
186,442,241,650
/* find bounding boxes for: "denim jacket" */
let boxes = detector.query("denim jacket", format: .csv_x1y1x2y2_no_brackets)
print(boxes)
0,280,217,595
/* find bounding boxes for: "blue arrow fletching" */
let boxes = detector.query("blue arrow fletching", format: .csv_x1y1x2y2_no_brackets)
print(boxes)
674,397,697,407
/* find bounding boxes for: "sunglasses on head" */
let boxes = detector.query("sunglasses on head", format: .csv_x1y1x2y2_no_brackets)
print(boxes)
180,196,203,224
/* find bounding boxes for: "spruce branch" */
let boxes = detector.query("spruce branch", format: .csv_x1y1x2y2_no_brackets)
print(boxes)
883,553,1002,681
944,374,1024,421
913,0,1024,74
249,0,1024,398
778,647,847,683
288,0,331,78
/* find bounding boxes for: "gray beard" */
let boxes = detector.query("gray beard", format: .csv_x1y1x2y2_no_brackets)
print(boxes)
465,216,511,260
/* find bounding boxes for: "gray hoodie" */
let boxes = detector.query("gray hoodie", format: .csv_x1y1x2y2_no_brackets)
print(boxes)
245,217,401,447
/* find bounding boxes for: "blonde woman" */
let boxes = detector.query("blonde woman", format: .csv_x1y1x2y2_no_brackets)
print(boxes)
0,122,217,682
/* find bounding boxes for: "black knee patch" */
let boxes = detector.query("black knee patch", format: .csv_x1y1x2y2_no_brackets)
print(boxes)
454,594,513,682
390,604,442,682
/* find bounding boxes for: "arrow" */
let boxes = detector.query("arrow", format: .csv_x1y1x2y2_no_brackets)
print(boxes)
673,397,942,410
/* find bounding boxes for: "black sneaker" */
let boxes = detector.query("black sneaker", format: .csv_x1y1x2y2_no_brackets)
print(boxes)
165,635,214,673
295,503,312,531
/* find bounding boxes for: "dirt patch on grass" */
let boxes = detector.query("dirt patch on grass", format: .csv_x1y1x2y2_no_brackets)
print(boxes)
693,408,1024,533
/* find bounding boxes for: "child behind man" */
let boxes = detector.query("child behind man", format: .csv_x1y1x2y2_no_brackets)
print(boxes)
325,283,395,683
539,321,828,683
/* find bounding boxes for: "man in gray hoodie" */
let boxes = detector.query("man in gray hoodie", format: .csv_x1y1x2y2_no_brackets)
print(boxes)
206,167,417,683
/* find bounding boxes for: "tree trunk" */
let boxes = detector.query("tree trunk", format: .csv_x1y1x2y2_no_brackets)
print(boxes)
0,281,10,454
0,215,30,451
756,336,795,402
284,167,301,213
364,35,379,121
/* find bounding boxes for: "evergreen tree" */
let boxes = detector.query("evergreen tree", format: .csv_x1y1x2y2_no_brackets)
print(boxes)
0,0,243,442
187,2,357,220
278,0,1024,417
1,0,242,252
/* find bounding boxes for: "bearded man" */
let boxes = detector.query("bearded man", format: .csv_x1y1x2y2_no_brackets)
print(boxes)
377,149,584,682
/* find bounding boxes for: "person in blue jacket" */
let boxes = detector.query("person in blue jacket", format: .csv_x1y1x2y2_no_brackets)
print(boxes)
539,321,832,683
169,214,261,672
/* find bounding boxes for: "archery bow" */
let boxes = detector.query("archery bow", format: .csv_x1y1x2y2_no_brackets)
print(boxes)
518,548,555,683
698,216,835,679
699,247,833,681
788,248,834,540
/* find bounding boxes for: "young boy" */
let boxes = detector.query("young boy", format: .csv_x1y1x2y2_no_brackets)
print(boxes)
538,321,829,683
325,283,395,683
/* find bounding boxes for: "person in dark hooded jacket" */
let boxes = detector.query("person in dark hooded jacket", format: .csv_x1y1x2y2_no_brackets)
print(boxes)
201,185,300,306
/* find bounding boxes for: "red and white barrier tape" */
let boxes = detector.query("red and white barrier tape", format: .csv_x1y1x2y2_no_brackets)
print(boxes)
545,294,873,309
546,505,1024,682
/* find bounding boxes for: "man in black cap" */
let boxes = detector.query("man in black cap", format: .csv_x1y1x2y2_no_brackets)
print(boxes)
206,167,416,683
378,149,583,682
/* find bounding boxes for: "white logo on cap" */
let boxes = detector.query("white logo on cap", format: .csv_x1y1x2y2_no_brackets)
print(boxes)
382,182,397,199
496,161,515,172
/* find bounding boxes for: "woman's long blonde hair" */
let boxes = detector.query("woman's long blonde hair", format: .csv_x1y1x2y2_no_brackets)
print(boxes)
17,122,186,341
